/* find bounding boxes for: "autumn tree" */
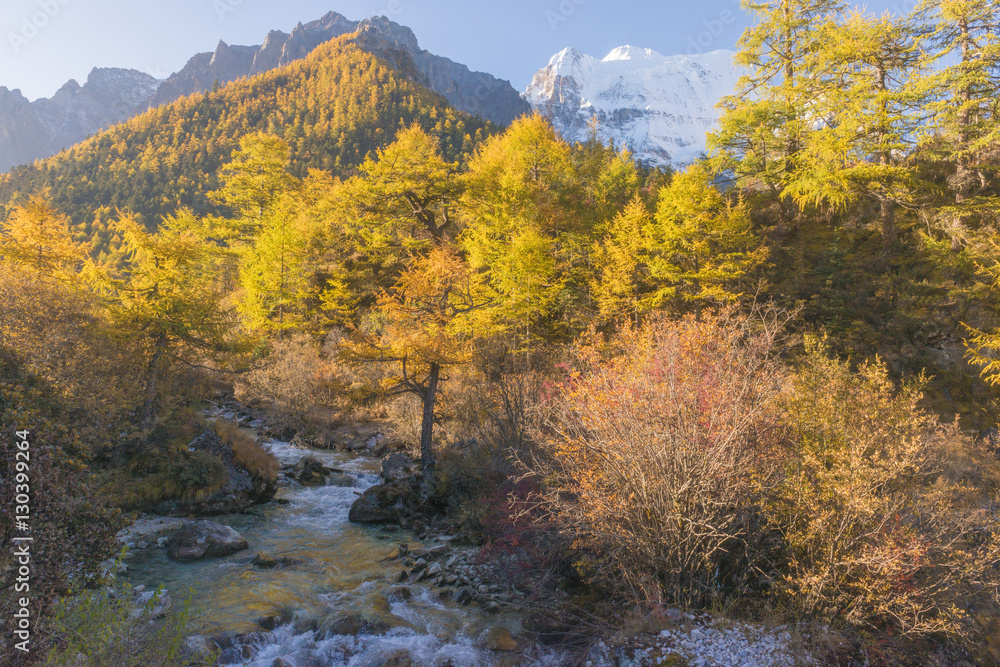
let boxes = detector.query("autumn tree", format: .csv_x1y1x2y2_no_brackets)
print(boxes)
915,0,1000,237
0,194,82,279
210,132,299,239
87,211,241,429
335,125,463,245
347,246,488,493
709,0,846,224
237,194,312,335
643,164,767,317
460,114,584,338
788,11,925,252
592,197,654,323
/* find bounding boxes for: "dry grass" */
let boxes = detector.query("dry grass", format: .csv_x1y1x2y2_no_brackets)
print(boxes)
213,419,279,482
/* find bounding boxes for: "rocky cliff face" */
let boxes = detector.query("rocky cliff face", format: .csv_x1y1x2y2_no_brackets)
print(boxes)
352,17,531,128
524,46,740,167
0,68,159,172
0,11,528,173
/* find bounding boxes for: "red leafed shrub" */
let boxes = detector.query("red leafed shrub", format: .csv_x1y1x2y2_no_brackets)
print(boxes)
525,308,787,607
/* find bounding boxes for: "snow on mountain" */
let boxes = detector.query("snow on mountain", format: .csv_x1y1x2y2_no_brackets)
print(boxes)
524,46,742,167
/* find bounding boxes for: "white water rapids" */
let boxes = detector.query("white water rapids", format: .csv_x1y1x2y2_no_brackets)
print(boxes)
123,440,564,666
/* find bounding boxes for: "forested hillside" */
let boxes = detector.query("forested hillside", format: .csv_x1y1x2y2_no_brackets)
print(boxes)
0,33,496,254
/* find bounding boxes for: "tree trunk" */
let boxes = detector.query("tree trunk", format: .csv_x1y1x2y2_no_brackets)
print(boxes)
419,361,440,497
880,197,897,253
142,331,168,431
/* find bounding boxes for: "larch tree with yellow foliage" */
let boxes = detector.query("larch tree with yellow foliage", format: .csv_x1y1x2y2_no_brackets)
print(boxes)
88,211,241,430
460,114,582,339
643,164,767,317
0,194,83,279
347,246,488,494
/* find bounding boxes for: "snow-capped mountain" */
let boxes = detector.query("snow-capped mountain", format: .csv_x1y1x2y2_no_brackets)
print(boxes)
524,46,741,167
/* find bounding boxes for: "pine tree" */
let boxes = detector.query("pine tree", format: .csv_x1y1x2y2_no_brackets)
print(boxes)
460,114,581,338
237,195,311,335
211,132,299,237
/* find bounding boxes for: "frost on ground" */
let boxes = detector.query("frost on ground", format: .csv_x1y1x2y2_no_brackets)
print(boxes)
587,613,815,667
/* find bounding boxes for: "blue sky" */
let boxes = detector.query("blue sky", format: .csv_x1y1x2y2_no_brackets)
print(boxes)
2,0,918,101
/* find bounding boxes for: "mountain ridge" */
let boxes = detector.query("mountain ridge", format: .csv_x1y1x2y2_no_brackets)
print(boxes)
0,11,528,174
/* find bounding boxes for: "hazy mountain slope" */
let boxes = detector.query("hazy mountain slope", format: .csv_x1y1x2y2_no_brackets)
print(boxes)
0,68,159,172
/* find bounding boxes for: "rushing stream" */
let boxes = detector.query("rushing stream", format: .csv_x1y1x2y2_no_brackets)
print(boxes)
124,439,563,666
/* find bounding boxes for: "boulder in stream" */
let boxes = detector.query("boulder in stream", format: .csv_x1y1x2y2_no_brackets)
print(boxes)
251,553,303,569
380,452,416,482
285,456,335,485
166,520,249,562
348,480,423,524
484,626,518,651
154,430,277,516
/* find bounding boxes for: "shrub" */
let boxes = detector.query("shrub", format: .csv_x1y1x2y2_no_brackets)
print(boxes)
526,309,786,607
234,334,328,425
0,350,124,665
770,339,1000,642
41,583,209,667
384,393,423,452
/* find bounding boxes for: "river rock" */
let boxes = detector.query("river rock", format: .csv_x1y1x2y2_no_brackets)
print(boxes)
485,626,518,651
315,613,390,639
286,456,333,485
252,553,303,569
269,659,295,667
132,588,171,619
380,452,416,482
382,649,414,667
154,430,277,516
258,614,283,630
328,473,357,487
166,520,249,561
348,480,423,524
